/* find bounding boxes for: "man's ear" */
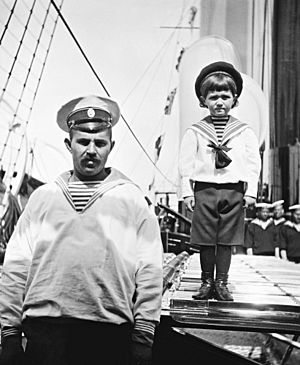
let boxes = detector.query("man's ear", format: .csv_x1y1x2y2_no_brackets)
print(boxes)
64,138,72,152
110,140,115,152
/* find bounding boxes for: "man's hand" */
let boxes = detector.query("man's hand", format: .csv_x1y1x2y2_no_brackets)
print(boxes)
243,196,256,208
0,335,24,365
183,196,195,212
131,341,152,365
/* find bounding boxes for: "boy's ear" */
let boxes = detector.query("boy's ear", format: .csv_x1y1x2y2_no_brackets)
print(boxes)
233,96,239,108
199,96,207,108
64,138,72,152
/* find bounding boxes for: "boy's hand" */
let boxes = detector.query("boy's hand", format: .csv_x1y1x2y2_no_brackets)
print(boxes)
243,196,256,208
183,196,195,212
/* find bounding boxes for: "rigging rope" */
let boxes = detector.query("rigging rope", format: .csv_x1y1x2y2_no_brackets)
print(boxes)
127,4,188,182
0,0,64,221
22,0,57,33
2,0,49,52
0,0,38,167
113,36,175,158
50,0,179,189
0,0,17,46
8,0,64,179
1,0,51,183
121,31,179,106
120,3,197,188
0,40,43,75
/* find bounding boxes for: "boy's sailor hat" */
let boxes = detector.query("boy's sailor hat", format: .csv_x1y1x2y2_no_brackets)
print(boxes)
255,202,272,209
195,61,243,100
289,204,300,211
57,95,120,132
271,200,284,208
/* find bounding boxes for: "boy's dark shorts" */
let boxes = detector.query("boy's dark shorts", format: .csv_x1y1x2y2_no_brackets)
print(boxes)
191,181,245,246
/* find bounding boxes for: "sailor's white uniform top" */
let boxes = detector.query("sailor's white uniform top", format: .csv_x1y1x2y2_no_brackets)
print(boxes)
178,116,261,199
0,168,163,343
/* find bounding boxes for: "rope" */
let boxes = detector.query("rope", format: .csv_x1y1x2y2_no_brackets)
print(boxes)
127,30,185,179
1,0,50,190
8,0,64,180
113,29,179,160
0,0,64,219
121,31,179,106
0,0,38,166
0,17,47,64
2,0,49,52
50,0,110,96
114,38,175,159
125,4,195,186
22,0,57,33
0,0,18,46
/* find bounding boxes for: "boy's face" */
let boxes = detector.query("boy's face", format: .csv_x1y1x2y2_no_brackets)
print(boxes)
257,208,270,221
202,90,235,117
293,209,300,224
273,206,284,219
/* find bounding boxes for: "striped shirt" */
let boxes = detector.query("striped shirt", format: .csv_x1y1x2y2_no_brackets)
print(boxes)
68,181,102,212
211,116,229,143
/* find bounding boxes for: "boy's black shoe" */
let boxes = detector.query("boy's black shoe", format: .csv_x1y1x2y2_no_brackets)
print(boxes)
214,273,234,301
192,272,214,300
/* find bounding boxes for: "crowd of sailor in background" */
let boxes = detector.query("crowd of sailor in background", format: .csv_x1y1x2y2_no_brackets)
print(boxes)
243,200,300,264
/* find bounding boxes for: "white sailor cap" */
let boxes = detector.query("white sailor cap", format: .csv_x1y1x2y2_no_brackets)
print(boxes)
271,200,284,208
255,202,272,209
57,95,121,132
289,204,300,211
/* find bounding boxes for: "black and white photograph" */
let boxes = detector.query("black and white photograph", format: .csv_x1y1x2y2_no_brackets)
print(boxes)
0,1,299,364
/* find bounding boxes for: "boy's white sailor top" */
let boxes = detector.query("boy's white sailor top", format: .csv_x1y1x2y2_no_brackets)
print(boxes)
0,168,163,344
178,116,261,199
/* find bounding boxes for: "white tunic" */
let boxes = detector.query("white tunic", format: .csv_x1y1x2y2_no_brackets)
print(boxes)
178,116,261,199
0,168,163,337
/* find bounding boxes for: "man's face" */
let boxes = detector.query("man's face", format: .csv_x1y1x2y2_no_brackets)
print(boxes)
203,89,235,117
273,206,284,219
257,208,270,221
66,125,114,181
293,209,300,224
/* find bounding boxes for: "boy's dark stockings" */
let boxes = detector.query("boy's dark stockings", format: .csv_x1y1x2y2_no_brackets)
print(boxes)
193,245,233,301
200,244,232,276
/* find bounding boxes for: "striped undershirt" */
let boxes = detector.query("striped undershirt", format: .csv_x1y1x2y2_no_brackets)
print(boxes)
68,180,102,212
211,115,229,143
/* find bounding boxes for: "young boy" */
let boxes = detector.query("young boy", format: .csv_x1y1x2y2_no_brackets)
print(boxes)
244,202,279,257
280,204,300,263
270,199,286,253
178,61,261,301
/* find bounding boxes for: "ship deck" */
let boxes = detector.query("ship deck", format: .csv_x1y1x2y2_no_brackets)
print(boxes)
154,252,300,364
162,253,300,334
